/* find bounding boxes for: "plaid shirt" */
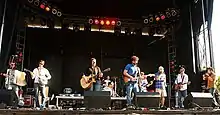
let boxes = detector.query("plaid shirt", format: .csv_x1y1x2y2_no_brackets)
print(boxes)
154,73,166,89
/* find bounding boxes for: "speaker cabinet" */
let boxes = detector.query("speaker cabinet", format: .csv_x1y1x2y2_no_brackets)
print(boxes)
84,91,111,109
136,92,160,108
0,89,18,106
184,92,213,108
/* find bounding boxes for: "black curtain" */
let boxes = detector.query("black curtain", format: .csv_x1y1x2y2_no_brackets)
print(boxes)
0,0,20,88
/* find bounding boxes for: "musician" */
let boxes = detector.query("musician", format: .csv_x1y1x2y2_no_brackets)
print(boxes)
203,67,216,95
123,56,140,107
139,72,148,92
103,76,111,88
175,66,188,108
33,60,51,108
154,66,167,108
84,58,103,91
4,62,20,98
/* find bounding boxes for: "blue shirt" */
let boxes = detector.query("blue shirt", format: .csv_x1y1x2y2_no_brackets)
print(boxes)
124,64,138,77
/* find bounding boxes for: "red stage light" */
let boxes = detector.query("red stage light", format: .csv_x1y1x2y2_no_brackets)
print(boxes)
111,21,116,25
94,19,99,24
161,15,165,20
100,20,104,25
40,4,45,9
106,20,110,25
156,17,160,21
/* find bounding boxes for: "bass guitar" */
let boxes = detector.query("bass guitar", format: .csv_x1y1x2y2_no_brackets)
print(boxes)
80,68,111,89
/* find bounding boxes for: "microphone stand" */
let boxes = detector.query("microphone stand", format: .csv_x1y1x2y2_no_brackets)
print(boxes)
0,0,8,55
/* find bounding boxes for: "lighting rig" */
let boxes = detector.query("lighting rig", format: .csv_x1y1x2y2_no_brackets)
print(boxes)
27,0,62,17
25,6,180,37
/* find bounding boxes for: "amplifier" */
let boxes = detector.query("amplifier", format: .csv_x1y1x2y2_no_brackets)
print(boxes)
23,95,34,107
136,92,160,108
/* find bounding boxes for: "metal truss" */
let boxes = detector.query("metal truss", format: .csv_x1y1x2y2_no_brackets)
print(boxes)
15,27,26,71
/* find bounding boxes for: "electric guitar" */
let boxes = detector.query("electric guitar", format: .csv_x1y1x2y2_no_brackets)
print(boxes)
80,68,111,89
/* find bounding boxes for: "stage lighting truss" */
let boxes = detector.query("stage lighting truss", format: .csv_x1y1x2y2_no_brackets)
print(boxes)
143,8,180,25
87,18,121,27
26,0,62,17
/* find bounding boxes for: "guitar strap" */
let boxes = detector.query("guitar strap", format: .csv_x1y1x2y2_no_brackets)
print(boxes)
180,74,185,84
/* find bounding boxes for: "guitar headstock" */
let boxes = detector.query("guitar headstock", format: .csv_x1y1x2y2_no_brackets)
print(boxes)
103,68,111,72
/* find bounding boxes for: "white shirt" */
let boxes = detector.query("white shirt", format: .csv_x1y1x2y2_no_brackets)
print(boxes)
175,73,188,91
33,67,51,84
5,69,20,89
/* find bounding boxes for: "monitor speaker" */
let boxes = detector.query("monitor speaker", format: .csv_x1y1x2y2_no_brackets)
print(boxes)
136,92,160,108
184,92,213,108
0,89,18,106
84,91,111,109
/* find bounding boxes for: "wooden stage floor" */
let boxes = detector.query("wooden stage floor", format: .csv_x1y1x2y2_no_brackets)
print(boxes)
0,109,220,115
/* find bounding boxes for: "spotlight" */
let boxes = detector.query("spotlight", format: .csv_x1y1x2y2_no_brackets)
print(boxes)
34,0,40,6
52,8,57,14
171,10,177,16
149,17,154,22
88,19,93,24
166,12,171,18
45,6,51,11
94,19,99,24
28,0,34,3
155,16,160,21
106,20,110,25
111,20,116,26
160,14,166,20
57,11,62,17
144,19,149,24
100,20,104,25
40,3,46,9
116,21,121,26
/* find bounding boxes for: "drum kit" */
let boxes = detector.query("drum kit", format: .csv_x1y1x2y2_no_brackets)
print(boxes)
102,76,119,97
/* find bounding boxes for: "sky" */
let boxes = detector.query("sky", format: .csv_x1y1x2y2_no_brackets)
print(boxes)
211,0,220,76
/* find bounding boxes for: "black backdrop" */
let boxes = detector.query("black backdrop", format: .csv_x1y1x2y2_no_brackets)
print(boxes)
25,28,168,94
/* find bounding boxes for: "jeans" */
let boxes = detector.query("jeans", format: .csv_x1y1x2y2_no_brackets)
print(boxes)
126,82,139,105
177,90,187,108
209,87,214,96
87,80,102,91
34,83,46,107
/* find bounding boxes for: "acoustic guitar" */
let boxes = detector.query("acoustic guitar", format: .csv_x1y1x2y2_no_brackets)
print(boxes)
174,81,191,90
80,68,111,89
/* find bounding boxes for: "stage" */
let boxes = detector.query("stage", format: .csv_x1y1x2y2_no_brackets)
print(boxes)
0,109,220,115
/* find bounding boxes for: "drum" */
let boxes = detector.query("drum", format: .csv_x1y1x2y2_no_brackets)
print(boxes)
102,86,113,96
16,71,27,86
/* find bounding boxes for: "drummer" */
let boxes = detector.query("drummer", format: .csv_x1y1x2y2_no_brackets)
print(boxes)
103,76,111,87
103,81,114,96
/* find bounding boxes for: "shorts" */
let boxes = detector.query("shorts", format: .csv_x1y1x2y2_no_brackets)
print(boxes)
155,88,167,97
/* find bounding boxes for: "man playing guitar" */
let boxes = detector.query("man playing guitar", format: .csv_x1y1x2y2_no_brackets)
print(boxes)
32,60,51,108
84,58,103,91
174,66,189,108
123,56,140,108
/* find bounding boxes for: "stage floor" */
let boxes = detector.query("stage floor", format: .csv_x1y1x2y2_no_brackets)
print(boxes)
0,109,220,115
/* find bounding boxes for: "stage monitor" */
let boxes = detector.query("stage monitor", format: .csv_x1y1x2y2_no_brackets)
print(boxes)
184,92,213,108
136,92,160,108
84,91,111,109
0,89,18,107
